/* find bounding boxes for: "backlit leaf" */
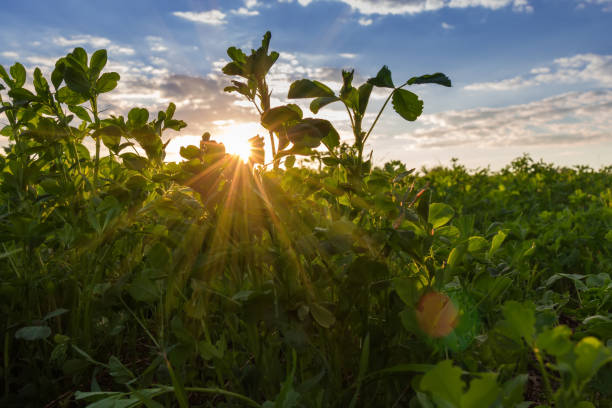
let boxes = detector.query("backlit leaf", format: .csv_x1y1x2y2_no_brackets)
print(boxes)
392,89,423,121
288,79,335,98
367,65,394,88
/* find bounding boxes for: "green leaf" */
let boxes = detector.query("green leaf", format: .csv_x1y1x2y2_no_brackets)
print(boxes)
392,89,423,121
180,145,201,160
121,153,149,172
288,79,335,99
286,122,322,149
461,373,500,408
499,300,536,345
98,125,122,151
33,68,50,96
367,65,394,88
198,341,223,360
357,82,373,115
310,303,335,328
15,325,52,341
0,64,13,87
89,49,107,80
408,73,452,87
165,102,176,120
8,88,39,105
393,277,420,306
96,72,120,93
64,65,91,96
128,107,149,128
56,86,87,105
489,230,507,257
447,247,463,267
108,356,135,384
420,360,463,407
44,308,70,320
9,63,26,88
310,96,340,114
222,61,244,77
428,203,454,229
68,105,91,122
261,104,303,131
536,325,572,357
69,47,88,70
467,236,488,253
51,60,65,89
227,46,247,64
574,337,612,382
284,155,295,168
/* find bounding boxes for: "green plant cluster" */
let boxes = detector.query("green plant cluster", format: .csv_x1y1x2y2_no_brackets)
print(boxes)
1,33,611,407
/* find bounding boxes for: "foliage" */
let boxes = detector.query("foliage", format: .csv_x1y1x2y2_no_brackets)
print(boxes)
1,33,611,408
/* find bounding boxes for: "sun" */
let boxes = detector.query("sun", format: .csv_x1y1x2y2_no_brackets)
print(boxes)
164,121,270,164
215,121,269,163
222,135,253,163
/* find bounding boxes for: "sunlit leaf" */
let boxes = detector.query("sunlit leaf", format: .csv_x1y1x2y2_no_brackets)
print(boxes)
392,89,423,121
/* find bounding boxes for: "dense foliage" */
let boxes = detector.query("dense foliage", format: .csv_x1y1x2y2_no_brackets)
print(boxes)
1,33,611,407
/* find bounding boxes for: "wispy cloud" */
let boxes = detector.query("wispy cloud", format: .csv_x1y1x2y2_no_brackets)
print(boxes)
146,36,168,52
577,0,612,12
358,17,373,25
394,90,612,148
231,7,259,16
465,53,612,91
173,10,227,25
53,35,135,55
281,0,533,15
441,22,454,29
0,51,19,59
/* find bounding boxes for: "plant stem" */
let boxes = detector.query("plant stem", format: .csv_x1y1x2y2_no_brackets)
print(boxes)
363,82,408,147
91,97,101,191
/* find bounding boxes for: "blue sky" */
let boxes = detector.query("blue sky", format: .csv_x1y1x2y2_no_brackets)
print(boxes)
1,0,611,169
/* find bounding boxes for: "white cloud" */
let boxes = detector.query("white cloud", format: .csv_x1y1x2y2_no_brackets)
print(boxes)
1,51,19,59
26,56,61,68
53,35,134,55
441,22,454,29
577,0,612,11
358,17,373,25
280,0,532,14
465,53,612,91
231,7,260,16
54,35,111,48
339,53,357,58
393,90,612,148
146,36,168,52
173,10,227,25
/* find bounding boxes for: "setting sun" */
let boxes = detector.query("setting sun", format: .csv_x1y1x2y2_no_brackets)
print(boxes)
222,135,252,163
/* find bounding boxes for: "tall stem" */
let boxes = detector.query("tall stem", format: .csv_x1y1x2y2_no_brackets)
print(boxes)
91,97,101,190
362,82,408,147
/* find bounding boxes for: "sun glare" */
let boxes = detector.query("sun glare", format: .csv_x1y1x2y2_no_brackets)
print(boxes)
223,136,252,163
165,122,270,164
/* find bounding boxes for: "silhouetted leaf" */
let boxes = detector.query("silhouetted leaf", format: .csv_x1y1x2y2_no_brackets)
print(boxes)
367,65,394,88
392,89,423,121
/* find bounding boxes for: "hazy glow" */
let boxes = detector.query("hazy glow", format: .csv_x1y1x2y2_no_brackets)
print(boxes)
165,121,269,164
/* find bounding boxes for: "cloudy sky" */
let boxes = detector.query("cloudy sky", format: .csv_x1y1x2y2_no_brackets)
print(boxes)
1,0,611,169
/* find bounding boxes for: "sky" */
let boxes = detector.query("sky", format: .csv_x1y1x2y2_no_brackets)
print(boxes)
1,0,611,170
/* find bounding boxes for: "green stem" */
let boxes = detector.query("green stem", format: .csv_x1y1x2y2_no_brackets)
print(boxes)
534,347,554,401
91,97,101,190
362,82,409,147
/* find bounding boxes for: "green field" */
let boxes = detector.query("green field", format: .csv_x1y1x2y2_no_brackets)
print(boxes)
1,34,611,407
